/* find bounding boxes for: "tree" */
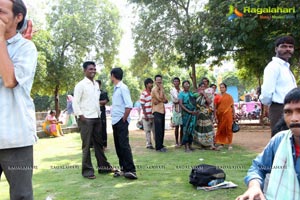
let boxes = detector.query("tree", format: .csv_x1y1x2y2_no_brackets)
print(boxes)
129,0,208,89
203,0,300,88
32,0,121,114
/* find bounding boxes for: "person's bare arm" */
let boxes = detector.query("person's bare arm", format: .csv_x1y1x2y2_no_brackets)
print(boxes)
236,179,266,200
123,108,132,122
0,18,17,88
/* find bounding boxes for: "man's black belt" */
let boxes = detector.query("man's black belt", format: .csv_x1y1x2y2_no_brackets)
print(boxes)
271,101,283,105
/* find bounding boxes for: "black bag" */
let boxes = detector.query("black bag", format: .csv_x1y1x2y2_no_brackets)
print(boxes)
232,121,240,133
189,164,226,187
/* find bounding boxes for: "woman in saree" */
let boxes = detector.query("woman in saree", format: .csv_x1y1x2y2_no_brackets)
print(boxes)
42,110,64,137
194,82,216,150
178,80,198,152
214,83,235,150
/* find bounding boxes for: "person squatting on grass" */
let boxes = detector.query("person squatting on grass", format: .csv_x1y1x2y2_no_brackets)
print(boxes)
110,67,137,179
73,61,115,180
236,87,300,200
0,0,37,199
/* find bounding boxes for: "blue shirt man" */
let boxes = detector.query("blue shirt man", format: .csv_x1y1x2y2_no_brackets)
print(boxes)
111,81,133,125
111,67,137,180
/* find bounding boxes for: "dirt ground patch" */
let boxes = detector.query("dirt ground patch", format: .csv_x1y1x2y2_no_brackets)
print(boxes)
131,125,272,153
232,125,271,153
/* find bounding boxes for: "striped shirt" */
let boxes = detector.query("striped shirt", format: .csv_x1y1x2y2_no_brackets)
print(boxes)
140,89,153,119
0,33,38,149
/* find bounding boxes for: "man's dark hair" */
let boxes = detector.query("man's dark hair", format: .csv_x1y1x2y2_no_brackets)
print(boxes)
173,77,180,82
96,80,101,85
198,82,205,87
275,35,295,47
210,84,217,88
144,78,153,88
110,68,123,80
11,0,27,30
154,74,162,81
182,80,190,87
284,87,300,105
82,61,96,69
271,116,288,137
201,77,210,84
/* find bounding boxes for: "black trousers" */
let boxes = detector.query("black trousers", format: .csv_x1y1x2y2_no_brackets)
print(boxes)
0,146,33,200
153,112,165,150
101,115,107,147
78,118,111,177
269,103,284,131
112,119,136,172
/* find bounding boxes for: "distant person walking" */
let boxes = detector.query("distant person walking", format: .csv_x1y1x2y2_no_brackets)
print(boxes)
73,61,114,179
140,78,155,149
110,67,137,179
65,94,77,127
260,35,297,131
151,75,168,152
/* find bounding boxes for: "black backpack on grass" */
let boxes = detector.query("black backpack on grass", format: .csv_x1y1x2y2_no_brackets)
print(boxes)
189,164,226,186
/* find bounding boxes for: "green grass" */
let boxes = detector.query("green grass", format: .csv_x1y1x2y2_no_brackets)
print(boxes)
0,131,258,200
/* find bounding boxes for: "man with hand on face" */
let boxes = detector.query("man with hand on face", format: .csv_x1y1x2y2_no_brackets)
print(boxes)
151,75,168,152
0,0,37,199
260,36,297,132
73,61,114,180
236,87,300,200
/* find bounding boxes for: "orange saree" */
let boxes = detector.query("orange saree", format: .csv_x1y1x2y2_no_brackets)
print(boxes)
215,93,234,145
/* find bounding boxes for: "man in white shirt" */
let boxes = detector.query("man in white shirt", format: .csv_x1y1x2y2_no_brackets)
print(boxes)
73,61,114,179
260,35,297,132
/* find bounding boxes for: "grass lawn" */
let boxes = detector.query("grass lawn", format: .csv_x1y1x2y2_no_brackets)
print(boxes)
0,130,258,200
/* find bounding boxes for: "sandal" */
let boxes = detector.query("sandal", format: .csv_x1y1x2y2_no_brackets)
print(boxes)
209,146,219,151
216,145,224,151
85,175,96,179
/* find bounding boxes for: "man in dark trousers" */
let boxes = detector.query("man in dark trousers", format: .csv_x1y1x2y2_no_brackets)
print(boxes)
110,67,137,179
73,61,114,179
151,75,168,152
96,80,109,150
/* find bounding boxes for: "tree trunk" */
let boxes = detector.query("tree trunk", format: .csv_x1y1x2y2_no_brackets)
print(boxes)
54,84,60,118
191,63,197,90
